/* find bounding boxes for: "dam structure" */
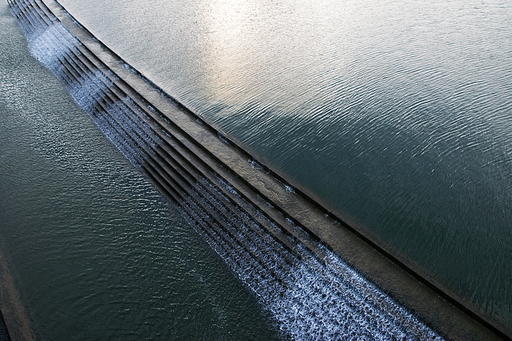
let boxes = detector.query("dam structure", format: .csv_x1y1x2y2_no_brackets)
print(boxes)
6,0,509,340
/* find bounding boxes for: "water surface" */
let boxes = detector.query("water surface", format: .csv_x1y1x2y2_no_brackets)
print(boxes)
58,0,512,327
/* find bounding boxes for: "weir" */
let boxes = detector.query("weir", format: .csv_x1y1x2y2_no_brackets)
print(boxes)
6,0,510,340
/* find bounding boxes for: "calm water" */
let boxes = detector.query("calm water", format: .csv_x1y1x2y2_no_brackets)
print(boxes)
58,0,512,328
0,2,282,339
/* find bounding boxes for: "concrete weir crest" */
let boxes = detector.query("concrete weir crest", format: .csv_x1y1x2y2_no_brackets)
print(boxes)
6,0,510,339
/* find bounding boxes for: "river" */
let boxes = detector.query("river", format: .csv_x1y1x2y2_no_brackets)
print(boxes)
57,0,512,329
2,0,512,338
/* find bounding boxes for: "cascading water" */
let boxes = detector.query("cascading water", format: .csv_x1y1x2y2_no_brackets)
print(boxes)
7,0,450,339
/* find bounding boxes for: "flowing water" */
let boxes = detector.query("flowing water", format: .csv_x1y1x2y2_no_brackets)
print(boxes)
55,0,512,329
5,1,448,338
2,0,512,339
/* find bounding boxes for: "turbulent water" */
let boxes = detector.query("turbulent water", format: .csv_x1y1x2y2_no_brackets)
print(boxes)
56,0,512,329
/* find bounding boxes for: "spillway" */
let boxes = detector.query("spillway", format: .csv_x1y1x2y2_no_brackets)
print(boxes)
6,0,509,340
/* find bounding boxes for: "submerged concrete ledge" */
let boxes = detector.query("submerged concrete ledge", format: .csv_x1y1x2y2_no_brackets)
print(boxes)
0,249,35,341
7,0,510,339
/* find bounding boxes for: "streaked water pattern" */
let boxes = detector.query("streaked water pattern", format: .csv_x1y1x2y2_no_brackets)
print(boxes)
6,1,445,339
57,0,512,327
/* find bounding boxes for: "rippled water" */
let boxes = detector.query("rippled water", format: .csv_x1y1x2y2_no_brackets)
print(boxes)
0,3,281,339
57,0,512,328
11,2,447,338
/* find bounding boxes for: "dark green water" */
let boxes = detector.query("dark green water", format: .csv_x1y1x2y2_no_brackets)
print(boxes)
0,2,282,339
56,0,512,328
